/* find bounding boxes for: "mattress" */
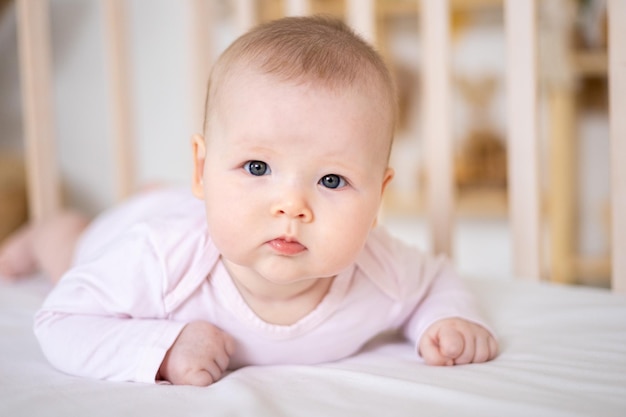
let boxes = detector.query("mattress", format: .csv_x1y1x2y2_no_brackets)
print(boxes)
1,276,625,417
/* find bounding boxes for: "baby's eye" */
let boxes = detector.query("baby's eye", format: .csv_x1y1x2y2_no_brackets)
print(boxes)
244,160,271,176
319,174,346,189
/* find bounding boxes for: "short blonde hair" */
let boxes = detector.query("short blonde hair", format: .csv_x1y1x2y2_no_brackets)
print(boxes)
203,16,397,139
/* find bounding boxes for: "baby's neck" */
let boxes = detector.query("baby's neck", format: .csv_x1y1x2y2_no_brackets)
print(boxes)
223,260,335,325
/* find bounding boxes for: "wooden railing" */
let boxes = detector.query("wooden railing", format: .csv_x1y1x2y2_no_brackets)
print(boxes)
14,0,625,291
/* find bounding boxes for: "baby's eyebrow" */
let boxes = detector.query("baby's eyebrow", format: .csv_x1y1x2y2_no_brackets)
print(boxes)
227,139,275,155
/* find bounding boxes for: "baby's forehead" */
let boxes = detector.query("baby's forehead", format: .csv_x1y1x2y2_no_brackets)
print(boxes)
210,66,395,161
205,62,396,159
214,63,394,117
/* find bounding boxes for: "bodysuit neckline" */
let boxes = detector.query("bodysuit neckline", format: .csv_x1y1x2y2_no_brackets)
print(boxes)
210,259,355,339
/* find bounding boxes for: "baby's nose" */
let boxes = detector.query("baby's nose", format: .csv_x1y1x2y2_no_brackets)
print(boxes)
270,194,313,222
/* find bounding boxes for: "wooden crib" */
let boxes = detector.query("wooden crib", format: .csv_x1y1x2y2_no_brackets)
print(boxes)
14,0,626,292
2,2,626,416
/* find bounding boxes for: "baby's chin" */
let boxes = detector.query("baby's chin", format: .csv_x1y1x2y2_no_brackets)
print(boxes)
234,255,336,276
252,268,336,286
270,272,337,285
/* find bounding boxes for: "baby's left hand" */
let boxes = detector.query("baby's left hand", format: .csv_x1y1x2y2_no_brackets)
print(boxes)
419,318,498,366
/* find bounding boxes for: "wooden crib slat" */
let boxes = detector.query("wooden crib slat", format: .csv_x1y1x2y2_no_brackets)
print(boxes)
346,0,376,44
421,0,454,256
103,0,135,200
608,0,626,293
234,0,257,34
504,0,541,280
16,0,61,221
190,0,214,133
284,0,310,17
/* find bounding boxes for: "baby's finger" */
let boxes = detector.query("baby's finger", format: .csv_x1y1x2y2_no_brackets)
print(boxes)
472,334,491,363
420,338,453,366
185,369,216,387
203,360,225,384
451,334,475,365
437,326,465,360
214,349,231,372
488,336,499,360
224,334,236,356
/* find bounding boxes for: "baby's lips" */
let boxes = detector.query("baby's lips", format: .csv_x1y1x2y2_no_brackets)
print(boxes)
267,238,307,255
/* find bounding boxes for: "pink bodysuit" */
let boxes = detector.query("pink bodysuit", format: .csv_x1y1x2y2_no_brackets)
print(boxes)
34,188,488,383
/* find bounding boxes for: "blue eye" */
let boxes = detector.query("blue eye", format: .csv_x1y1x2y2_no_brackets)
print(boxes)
319,174,346,189
244,160,271,176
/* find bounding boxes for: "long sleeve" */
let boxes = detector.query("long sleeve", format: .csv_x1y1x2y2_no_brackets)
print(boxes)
358,227,493,354
401,255,491,351
34,225,187,383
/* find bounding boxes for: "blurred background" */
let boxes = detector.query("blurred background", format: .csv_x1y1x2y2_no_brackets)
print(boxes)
0,0,611,285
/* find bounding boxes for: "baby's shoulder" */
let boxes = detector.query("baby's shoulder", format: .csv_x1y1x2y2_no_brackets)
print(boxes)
130,188,215,265
76,187,209,265
118,188,219,309
359,227,426,267
354,227,427,300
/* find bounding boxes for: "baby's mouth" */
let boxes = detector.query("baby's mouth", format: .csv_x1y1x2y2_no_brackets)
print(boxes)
266,237,307,255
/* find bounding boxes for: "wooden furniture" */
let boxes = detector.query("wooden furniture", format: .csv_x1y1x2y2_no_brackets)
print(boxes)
15,0,60,220
608,0,626,293
13,0,625,292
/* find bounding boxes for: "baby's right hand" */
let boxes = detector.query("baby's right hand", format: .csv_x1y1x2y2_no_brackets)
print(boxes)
158,321,235,386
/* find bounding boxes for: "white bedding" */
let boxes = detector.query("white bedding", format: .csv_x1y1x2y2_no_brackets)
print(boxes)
1,276,625,417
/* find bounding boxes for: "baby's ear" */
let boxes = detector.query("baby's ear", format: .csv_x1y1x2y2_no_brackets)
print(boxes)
191,134,207,199
381,167,395,195
373,167,395,228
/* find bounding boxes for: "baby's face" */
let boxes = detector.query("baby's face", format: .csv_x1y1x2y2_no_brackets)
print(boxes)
193,69,394,285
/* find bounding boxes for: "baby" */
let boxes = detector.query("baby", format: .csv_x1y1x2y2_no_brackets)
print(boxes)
0,16,497,386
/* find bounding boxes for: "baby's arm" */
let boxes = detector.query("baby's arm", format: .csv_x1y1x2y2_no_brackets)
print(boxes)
399,251,498,365
35,302,188,382
33,227,220,383
419,317,498,365
158,321,235,386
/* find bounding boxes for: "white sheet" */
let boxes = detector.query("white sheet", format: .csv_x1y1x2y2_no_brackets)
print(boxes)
1,276,625,417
